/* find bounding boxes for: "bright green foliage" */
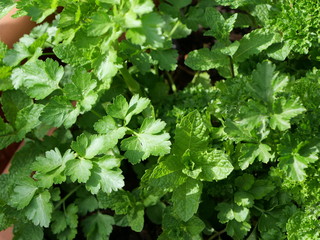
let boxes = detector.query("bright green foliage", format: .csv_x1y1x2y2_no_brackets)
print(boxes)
1,0,320,239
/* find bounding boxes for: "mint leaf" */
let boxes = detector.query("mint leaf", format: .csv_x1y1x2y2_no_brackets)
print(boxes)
11,59,64,100
173,110,208,156
86,156,124,194
172,178,202,221
185,47,229,71
24,190,53,227
233,29,275,63
82,213,114,240
121,118,171,164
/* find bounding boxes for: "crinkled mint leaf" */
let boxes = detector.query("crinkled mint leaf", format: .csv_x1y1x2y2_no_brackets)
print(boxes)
185,47,229,71
172,178,202,222
121,118,171,164
11,59,64,100
233,29,275,63
173,110,209,156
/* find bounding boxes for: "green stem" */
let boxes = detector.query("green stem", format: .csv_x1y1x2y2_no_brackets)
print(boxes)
169,20,180,37
54,185,81,210
120,65,142,95
165,71,177,93
253,205,265,213
91,109,103,118
208,229,226,240
229,56,235,78
42,52,56,56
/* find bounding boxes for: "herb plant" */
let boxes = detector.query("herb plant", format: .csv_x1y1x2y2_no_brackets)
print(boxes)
1,0,320,239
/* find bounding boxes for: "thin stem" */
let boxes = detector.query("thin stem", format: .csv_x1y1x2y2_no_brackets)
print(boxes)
253,205,265,213
169,20,180,37
208,229,227,240
54,185,81,210
42,52,56,56
91,109,103,118
228,56,235,78
165,71,177,93
120,65,142,95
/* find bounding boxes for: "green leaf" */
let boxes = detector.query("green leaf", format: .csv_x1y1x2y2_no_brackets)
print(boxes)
226,220,251,240
64,69,98,112
216,202,249,223
82,213,114,240
11,59,64,100
40,96,80,128
12,223,44,240
235,174,255,191
150,49,178,71
24,0,58,23
250,61,288,105
71,133,124,159
94,48,122,81
1,90,32,124
87,11,113,37
124,94,150,124
24,190,53,227
233,29,275,63
126,13,165,48
159,0,191,17
51,204,78,235
33,148,74,188
173,110,208,156
234,191,254,207
248,179,275,199
270,97,306,131
86,156,124,194
15,103,44,140
9,178,38,210
121,118,171,164
185,47,229,71
172,178,203,221
65,158,93,183
0,0,15,19
106,95,129,120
